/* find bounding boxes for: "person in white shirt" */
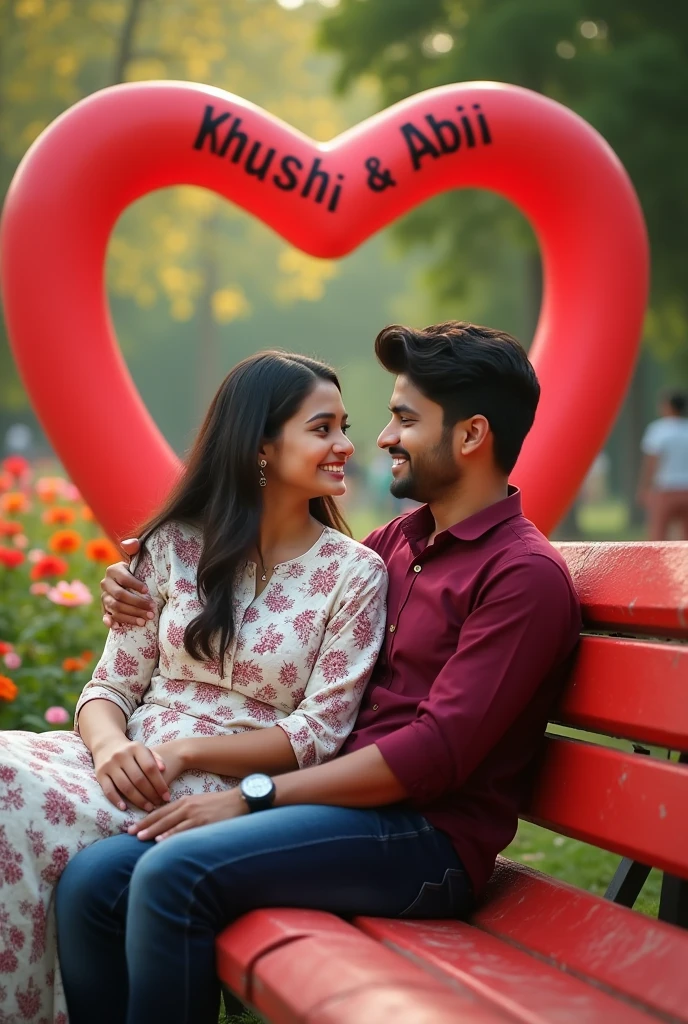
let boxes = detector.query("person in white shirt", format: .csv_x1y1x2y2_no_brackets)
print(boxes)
638,391,688,539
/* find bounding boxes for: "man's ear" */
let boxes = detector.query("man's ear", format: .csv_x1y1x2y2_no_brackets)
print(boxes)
457,415,490,457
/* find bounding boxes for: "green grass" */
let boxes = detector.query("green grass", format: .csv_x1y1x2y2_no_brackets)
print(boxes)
504,820,662,917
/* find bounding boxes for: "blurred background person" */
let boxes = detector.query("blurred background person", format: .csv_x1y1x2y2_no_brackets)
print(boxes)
637,391,688,539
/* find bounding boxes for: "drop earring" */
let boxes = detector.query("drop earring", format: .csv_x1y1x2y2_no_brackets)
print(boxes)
259,459,267,487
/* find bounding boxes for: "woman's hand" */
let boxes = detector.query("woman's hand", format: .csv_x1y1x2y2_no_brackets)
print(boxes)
148,739,189,789
92,736,171,812
128,787,247,842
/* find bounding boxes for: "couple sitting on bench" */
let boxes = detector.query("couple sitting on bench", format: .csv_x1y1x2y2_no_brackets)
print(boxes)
0,321,580,1024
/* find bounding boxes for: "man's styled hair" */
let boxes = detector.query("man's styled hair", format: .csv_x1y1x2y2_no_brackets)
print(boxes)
375,321,540,474
666,391,687,416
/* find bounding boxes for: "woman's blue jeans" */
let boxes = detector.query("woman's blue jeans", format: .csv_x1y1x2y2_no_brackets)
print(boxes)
55,803,473,1024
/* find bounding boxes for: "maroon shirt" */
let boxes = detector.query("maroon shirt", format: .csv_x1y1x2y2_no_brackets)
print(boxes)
343,488,581,897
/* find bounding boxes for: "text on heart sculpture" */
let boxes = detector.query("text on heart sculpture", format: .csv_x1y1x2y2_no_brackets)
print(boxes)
0,81,649,539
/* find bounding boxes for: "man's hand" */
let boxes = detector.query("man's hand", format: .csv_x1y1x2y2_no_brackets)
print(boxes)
92,735,171,812
101,537,156,627
128,788,247,842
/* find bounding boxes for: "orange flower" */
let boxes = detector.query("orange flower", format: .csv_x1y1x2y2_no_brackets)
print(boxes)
0,676,18,702
62,656,87,672
80,505,95,522
0,473,13,493
42,506,76,526
48,529,81,554
35,476,65,503
85,537,120,564
1,492,29,515
0,520,23,537
30,555,69,580
0,547,25,569
80,650,95,663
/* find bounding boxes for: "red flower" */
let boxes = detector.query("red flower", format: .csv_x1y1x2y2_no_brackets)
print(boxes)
2,456,29,478
0,642,14,656
0,520,23,537
30,555,69,580
0,547,25,569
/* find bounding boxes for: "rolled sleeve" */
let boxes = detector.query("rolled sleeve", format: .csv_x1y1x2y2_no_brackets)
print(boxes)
74,532,167,731
277,556,388,768
376,555,580,803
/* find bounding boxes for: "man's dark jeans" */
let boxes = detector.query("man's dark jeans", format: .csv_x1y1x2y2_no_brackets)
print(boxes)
56,803,473,1024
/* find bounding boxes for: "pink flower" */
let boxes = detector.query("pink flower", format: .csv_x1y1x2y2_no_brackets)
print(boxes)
35,476,67,502
28,548,46,563
12,534,28,549
44,706,70,725
30,582,50,596
3,652,21,670
46,580,93,607
62,483,81,502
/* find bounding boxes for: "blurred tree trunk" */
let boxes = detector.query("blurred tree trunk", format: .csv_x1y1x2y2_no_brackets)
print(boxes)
619,356,647,527
196,215,221,419
112,0,146,85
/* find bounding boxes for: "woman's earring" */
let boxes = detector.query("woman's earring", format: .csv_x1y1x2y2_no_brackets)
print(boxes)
259,459,267,487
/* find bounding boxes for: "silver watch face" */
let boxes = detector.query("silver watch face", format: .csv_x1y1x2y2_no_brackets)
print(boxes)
242,774,273,799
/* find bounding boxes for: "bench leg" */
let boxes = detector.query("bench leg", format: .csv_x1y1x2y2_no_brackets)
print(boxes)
604,857,651,907
659,874,688,929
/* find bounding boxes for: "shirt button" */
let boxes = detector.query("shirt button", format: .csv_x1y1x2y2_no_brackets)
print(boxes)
389,624,396,633
413,564,422,573
372,704,379,711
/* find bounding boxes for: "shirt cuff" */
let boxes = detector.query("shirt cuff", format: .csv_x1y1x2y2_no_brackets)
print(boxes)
376,723,454,804
74,689,134,734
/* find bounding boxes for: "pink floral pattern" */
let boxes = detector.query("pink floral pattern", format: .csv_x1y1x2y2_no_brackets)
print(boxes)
0,521,387,1022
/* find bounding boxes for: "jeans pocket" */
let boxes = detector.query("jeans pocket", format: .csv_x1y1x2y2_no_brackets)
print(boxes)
399,867,474,920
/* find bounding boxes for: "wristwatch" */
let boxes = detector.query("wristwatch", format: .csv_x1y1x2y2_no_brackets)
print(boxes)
240,773,276,812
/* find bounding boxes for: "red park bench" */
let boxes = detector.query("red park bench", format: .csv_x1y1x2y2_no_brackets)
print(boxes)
216,541,688,1024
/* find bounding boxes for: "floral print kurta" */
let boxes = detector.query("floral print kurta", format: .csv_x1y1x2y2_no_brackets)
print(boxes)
0,521,387,1023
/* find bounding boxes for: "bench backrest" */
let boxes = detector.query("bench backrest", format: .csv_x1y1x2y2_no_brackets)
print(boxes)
522,542,688,879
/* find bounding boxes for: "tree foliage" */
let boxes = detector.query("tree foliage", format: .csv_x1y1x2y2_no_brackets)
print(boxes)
320,0,688,370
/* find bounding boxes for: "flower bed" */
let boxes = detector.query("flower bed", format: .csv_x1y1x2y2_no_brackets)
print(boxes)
0,456,120,731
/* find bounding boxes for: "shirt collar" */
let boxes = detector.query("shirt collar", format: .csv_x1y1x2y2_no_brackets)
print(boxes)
401,486,522,548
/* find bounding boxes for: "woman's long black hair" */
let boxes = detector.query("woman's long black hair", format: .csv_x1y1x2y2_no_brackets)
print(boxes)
136,351,351,668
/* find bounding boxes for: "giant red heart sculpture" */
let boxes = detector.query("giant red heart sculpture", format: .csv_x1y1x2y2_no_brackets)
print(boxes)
0,81,648,538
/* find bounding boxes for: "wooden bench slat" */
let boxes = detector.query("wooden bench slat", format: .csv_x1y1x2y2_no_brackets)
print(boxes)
216,908,352,1000
216,908,516,1024
523,736,688,876
356,917,659,1023
253,933,517,1024
473,858,688,1022
553,635,688,749
556,543,688,638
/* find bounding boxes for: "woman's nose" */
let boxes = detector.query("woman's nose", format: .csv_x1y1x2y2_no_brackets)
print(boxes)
333,436,355,457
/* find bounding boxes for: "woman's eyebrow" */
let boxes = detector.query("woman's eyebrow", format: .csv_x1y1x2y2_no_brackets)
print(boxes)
306,412,336,423
305,412,350,424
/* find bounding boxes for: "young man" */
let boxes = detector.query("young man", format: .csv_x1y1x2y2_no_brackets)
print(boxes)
56,322,581,1024
637,390,688,540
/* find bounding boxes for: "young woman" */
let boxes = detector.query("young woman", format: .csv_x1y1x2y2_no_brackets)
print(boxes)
0,351,388,1024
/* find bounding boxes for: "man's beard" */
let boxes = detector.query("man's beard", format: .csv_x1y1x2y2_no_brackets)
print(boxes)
390,431,459,502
